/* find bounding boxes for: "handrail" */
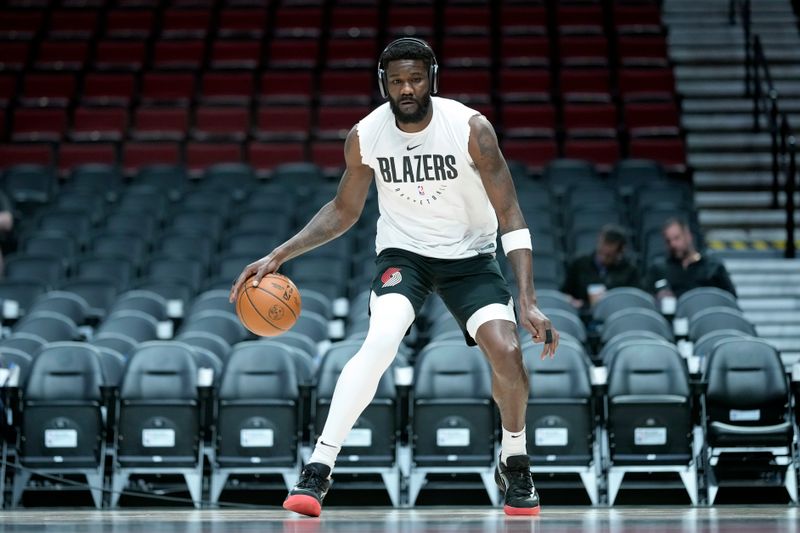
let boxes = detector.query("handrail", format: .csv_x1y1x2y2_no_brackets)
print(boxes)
731,0,797,258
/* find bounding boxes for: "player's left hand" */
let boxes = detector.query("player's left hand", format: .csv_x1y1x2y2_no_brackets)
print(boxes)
518,299,559,359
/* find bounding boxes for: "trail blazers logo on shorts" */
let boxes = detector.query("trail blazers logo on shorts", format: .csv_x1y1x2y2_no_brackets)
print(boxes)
381,267,402,288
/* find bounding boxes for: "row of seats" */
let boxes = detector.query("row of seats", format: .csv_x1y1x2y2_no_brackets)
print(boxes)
3,332,797,507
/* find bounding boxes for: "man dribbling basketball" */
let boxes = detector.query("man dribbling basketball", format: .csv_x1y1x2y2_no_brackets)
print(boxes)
230,38,559,518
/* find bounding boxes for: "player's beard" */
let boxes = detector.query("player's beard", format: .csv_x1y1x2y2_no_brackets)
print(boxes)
390,92,431,124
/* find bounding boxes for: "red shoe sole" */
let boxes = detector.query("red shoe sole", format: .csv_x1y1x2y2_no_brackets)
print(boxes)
504,504,541,516
283,495,322,517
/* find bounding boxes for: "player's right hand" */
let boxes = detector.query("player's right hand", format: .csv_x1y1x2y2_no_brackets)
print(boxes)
229,253,281,303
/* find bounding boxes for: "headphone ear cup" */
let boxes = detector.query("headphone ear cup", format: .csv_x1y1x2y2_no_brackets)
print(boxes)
377,68,387,99
430,64,439,94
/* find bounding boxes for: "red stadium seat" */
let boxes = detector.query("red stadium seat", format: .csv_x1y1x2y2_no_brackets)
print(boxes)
259,71,314,104
35,41,89,71
161,9,211,39
274,7,324,38
618,68,676,102
501,36,550,68
439,69,491,104
0,75,17,107
105,9,154,38
82,73,136,106
326,38,378,69
614,5,663,35
268,39,319,69
58,143,117,176
315,106,369,140
200,72,254,104
247,141,305,176
192,106,250,141
563,103,618,138
218,8,269,38
310,141,345,176
0,108,5,139
255,106,311,141
48,9,99,39
624,102,681,138
22,73,76,107
501,104,556,139
319,70,374,105
442,37,491,68
618,36,670,67
123,142,181,175
211,40,261,69
388,6,434,37
629,138,687,173
498,68,551,102
559,68,611,102
94,40,147,71
0,42,30,71
0,10,44,40
153,40,205,70
12,108,68,142
559,36,608,67
500,6,547,36
0,143,54,169
330,7,379,38
501,139,558,175
556,5,603,35
186,142,243,174
131,108,189,141
444,6,490,35
141,72,196,105
70,107,128,142
564,139,621,172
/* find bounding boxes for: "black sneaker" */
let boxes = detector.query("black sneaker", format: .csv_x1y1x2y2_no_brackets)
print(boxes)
495,455,541,516
283,463,332,517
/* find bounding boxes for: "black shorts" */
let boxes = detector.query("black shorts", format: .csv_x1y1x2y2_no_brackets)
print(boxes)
370,247,515,346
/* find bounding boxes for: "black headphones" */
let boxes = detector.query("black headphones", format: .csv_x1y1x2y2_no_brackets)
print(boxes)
377,37,439,99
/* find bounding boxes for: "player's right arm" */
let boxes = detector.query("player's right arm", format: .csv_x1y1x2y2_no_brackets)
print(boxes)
229,126,373,303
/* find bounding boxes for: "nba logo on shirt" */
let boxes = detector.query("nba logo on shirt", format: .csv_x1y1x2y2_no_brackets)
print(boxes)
418,185,425,196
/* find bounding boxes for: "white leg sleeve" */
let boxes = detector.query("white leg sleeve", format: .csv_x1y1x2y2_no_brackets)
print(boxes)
312,292,415,456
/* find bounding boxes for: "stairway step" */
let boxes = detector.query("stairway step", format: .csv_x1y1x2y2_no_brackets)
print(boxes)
739,297,800,311
688,152,773,170
687,132,771,152
677,80,800,98
706,229,797,242
731,272,800,285
700,209,800,227
693,171,776,189
738,285,800,297
724,258,800,272
682,98,800,114
669,32,800,47
682,114,771,132
670,48,800,65
696,191,800,208
676,65,800,81
756,324,800,337
745,311,800,323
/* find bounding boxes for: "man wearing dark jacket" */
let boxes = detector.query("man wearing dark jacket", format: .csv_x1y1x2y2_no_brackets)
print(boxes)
562,224,640,308
646,217,737,298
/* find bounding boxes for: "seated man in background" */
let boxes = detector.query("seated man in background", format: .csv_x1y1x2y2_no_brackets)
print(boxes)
562,224,640,309
0,191,14,277
646,217,737,299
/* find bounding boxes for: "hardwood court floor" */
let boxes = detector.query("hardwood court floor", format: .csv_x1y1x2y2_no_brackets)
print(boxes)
0,507,797,533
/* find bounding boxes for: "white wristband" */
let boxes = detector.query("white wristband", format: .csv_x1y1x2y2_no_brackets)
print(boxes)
501,229,532,256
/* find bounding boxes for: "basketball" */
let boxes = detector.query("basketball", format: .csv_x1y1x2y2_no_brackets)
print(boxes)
236,273,302,337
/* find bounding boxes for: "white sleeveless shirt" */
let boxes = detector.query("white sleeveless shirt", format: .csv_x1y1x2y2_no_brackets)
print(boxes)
357,97,498,259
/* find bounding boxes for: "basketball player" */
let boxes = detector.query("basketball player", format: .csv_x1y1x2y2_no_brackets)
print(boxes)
230,38,559,517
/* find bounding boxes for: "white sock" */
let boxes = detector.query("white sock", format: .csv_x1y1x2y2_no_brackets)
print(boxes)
307,438,340,472
310,293,415,473
501,426,527,464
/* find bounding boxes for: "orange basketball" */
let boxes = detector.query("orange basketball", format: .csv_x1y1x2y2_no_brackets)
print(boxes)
236,273,302,337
